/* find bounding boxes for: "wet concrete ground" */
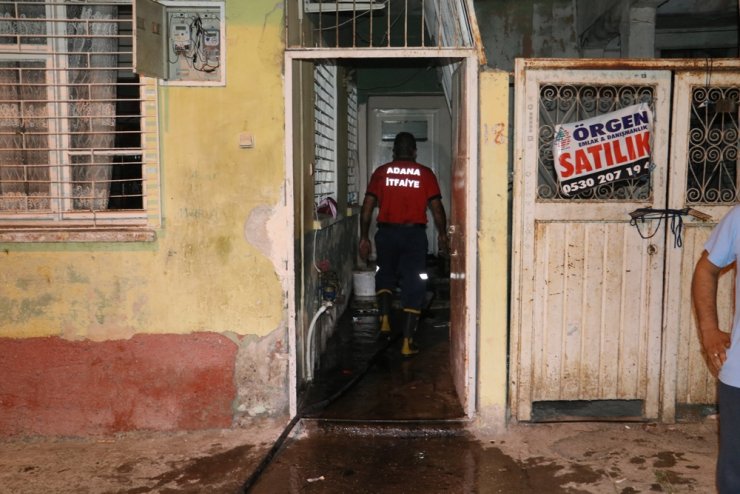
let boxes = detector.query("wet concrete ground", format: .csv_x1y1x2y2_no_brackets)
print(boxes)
249,420,718,493
0,425,284,494
0,381,721,493
0,416,718,493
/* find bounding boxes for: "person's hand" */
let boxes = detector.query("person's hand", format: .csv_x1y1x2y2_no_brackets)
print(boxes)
437,233,450,257
359,237,371,261
701,327,731,377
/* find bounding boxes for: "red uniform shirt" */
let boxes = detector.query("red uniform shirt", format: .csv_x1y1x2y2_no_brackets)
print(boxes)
366,160,442,224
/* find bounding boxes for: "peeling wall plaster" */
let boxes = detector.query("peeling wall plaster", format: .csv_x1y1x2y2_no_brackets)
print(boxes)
244,185,291,295
233,328,290,421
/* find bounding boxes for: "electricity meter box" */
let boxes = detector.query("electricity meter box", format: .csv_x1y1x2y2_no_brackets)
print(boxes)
134,0,225,86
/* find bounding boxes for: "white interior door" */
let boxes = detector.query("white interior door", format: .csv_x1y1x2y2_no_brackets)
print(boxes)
512,65,672,421
662,71,740,421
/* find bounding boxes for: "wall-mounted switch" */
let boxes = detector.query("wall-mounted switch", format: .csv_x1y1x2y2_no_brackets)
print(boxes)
239,132,255,148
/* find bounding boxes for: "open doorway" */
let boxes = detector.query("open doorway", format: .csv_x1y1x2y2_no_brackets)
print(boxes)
285,54,478,422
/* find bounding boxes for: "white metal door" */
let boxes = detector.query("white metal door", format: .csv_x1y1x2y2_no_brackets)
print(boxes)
512,65,672,421
662,72,740,421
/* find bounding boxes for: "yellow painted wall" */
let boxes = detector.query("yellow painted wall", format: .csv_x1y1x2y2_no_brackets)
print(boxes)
477,69,511,431
0,0,288,341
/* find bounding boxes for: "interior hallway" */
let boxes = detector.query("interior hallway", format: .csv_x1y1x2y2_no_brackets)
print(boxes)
301,254,464,422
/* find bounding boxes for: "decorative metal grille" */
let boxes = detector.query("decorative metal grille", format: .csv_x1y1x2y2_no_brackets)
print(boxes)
537,84,656,201
685,86,740,205
0,1,153,221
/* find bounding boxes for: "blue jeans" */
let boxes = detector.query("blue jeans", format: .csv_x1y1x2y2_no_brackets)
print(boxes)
718,381,740,493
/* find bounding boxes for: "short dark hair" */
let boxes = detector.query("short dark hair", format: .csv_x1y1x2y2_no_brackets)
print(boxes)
393,132,417,160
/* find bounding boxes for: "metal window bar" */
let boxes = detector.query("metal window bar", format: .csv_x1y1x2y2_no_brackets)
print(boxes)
313,62,337,205
685,85,740,204
536,83,656,201
0,1,152,221
346,80,359,205
291,0,473,50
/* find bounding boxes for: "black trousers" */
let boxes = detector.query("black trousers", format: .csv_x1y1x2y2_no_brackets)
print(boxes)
718,381,740,493
374,225,427,311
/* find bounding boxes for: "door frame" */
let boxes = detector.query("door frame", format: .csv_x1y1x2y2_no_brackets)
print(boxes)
284,50,480,418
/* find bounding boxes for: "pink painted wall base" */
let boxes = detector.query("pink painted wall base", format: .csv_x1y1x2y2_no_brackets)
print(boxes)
0,333,238,436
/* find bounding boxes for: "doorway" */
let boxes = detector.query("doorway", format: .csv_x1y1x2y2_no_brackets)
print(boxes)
284,53,479,421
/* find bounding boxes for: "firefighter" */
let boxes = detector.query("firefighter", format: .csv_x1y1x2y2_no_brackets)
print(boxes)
358,132,448,357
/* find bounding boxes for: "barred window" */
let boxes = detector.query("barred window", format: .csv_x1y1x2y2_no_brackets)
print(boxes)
313,62,337,206
0,1,159,235
536,83,656,201
346,79,359,206
685,85,740,205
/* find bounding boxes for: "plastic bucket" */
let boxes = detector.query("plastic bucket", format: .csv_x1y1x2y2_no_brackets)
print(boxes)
352,270,375,298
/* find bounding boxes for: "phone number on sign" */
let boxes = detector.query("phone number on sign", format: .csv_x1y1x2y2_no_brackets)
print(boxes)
561,162,649,195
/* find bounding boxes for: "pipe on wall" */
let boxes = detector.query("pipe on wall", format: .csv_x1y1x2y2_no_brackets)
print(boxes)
306,301,333,381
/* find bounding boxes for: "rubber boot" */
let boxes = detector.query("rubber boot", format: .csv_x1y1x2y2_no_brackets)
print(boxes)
401,310,420,357
378,290,392,337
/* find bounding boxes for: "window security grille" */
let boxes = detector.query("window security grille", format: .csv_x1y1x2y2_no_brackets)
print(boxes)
685,85,740,204
291,0,475,50
0,1,157,227
313,62,337,206
346,80,359,206
537,84,656,201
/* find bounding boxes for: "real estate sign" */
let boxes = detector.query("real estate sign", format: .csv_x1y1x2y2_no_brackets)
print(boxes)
553,103,653,197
